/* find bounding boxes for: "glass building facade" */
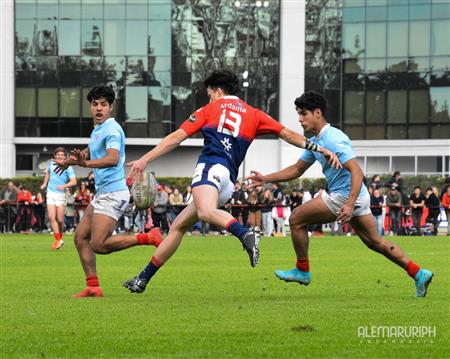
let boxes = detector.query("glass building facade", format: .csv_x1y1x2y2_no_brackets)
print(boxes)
305,0,450,140
14,0,280,139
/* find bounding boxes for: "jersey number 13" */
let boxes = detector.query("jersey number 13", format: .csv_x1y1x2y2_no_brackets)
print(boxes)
217,109,241,137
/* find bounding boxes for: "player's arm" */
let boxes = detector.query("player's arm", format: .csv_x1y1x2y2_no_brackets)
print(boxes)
244,160,312,187
82,148,120,168
126,129,189,174
278,128,341,169
40,170,50,190
336,158,364,223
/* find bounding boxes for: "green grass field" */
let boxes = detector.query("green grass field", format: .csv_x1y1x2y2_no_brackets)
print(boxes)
1,233,448,358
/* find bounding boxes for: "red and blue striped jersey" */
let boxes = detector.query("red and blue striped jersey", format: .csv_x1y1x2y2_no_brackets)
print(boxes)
180,96,284,182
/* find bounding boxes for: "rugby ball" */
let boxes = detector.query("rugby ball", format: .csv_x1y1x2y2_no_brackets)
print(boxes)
131,171,157,209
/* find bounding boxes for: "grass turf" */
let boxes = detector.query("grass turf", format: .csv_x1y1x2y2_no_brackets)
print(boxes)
1,233,448,358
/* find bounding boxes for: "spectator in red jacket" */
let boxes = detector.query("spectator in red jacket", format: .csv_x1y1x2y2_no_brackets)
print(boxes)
17,185,32,233
442,186,450,236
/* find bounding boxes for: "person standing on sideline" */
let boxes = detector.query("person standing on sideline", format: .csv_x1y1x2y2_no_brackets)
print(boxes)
386,185,402,236
41,147,77,249
245,91,433,297
123,70,340,294
409,186,425,234
54,85,162,298
442,186,450,236
370,188,384,235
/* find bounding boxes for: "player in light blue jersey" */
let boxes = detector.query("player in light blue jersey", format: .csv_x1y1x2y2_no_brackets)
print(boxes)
54,86,162,298
246,92,433,297
40,147,77,250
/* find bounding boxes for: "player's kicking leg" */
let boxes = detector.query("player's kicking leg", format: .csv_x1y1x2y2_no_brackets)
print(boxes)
193,184,260,267
275,196,336,285
350,215,434,297
123,201,199,293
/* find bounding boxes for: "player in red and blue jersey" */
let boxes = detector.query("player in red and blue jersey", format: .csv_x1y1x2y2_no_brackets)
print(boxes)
123,70,341,293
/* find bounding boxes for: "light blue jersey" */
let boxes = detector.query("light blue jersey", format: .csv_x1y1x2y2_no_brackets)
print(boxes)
89,118,127,194
47,160,75,193
300,124,368,197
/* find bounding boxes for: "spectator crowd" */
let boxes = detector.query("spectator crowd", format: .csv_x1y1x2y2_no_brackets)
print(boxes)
1,171,449,237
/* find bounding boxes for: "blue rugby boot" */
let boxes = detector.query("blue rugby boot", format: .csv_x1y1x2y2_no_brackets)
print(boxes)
414,269,434,297
274,268,311,286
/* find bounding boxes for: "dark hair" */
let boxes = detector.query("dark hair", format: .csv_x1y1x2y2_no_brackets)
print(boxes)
414,186,421,190
203,70,239,95
294,91,327,116
87,85,115,105
54,146,66,156
393,171,400,177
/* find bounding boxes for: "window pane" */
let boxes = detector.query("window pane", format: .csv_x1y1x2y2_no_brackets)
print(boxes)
409,21,430,56
387,90,407,123
409,90,429,124
126,56,147,86
344,91,364,124
387,22,408,57
16,1,36,19
431,20,450,56
409,125,429,139
15,20,35,59
60,1,81,19
126,21,148,55
409,57,430,72
344,125,364,140
149,21,171,56
344,58,364,73
431,124,450,139
105,56,126,87
388,6,408,21
431,56,450,71
38,88,58,117
149,86,171,123
81,21,103,56
16,88,36,117
387,58,408,72
418,157,442,173
104,1,125,19
365,59,385,73
127,3,148,20
430,87,450,122
149,4,171,20
367,157,389,174
432,3,450,19
37,2,58,19
59,21,81,55
16,154,33,171
342,23,365,59
60,88,81,117
409,5,431,20
104,20,126,55
37,21,58,56
366,91,384,124
387,125,407,139
82,88,92,118
392,156,414,173
343,7,365,22
366,23,386,57
125,87,148,122
82,3,102,19
365,125,385,139
366,6,386,21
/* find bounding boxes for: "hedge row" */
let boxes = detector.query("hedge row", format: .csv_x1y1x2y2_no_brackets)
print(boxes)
1,175,447,196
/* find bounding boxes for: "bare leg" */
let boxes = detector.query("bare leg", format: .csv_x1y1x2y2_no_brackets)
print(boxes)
47,204,59,234
56,206,66,234
152,201,199,263
192,185,235,228
289,196,336,259
350,214,411,268
73,205,96,277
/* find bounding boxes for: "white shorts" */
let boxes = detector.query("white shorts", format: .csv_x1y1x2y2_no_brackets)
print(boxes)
191,163,234,207
46,191,66,207
321,191,371,217
91,190,130,221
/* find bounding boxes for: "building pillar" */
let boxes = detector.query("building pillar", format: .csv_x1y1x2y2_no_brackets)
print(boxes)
0,0,15,178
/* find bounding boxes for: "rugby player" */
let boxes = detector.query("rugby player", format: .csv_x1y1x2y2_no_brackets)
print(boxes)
40,147,77,250
123,70,341,293
54,86,162,297
245,91,433,297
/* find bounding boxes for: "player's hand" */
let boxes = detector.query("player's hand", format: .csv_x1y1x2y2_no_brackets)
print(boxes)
336,203,354,224
70,148,87,167
56,185,65,190
40,184,46,190
126,158,147,181
321,148,342,169
243,170,266,189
